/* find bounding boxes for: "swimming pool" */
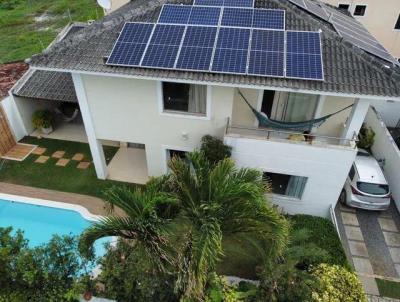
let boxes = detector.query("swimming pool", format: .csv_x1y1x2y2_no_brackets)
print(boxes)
0,195,110,257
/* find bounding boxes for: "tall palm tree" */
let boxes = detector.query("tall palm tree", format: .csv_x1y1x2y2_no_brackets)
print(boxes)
79,186,177,270
167,152,289,300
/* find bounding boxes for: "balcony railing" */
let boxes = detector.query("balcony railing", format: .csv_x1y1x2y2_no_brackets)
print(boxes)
225,118,357,149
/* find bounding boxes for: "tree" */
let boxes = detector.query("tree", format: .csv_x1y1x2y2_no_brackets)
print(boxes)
200,135,232,166
167,152,289,300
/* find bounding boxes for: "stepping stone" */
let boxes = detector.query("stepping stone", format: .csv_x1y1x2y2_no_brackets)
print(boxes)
383,232,400,247
77,162,90,170
32,147,46,155
389,247,400,263
35,155,49,164
341,212,359,226
345,225,364,241
349,241,369,257
358,275,379,296
55,158,70,167
378,217,399,232
52,151,65,159
72,153,84,161
353,257,374,274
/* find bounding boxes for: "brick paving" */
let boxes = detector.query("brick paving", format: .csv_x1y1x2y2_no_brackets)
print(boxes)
55,158,70,167
72,153,84,161
35,155,49,163
32,147,46,155
77,161,91,169
51,150,65,159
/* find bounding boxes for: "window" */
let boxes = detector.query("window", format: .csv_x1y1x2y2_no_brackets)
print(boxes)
168,149,187,161
353,5,366,16
357,182,390,195
395,14,400,30
263,172,308,199
338,4,350,11
162,82,207,115
349,165,355,180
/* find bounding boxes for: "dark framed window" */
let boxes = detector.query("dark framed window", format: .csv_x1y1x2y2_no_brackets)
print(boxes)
162,82,207,115
168,149,187,161
349,165,355,180
263,172,308,199
338,4,350,11
395,14,400,30
353,5,366,16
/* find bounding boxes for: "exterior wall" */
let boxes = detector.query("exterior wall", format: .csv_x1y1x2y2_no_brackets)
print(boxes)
365,107,400,211
1,96,26,140
81,74,234,176
224,135,356,217
322,0,400,59
369,99,400,128
231,88,259,127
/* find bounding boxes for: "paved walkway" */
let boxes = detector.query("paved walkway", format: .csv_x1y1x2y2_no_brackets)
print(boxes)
336,202,400,296
0,182,108,216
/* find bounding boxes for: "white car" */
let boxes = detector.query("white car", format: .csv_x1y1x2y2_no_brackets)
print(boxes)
340,149,391,211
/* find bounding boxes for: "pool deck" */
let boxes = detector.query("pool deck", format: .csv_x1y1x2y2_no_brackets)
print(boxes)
0,182,109,216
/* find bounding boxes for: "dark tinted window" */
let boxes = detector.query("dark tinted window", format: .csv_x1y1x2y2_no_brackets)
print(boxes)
349,166,355,180
263,172,307,199
395,14,400,30
163,82,190,112
338,4,350,10
354,5,366,16
357,182,389,195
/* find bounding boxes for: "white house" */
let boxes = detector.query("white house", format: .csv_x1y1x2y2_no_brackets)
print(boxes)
4,0,400,217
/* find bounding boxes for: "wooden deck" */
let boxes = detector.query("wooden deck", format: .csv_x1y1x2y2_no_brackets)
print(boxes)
1,143,37,161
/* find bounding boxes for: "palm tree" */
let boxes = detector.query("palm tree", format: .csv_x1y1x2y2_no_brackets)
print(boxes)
79,186,177,270
167,151,289,300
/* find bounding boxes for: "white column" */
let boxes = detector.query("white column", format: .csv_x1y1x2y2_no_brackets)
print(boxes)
71,73,108,179
341,98,370,141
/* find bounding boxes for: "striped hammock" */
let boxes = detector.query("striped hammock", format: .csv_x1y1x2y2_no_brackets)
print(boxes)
238,90,354,131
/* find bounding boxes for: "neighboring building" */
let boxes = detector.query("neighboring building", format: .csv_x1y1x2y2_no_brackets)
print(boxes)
4,0,400,217
322,0,400,60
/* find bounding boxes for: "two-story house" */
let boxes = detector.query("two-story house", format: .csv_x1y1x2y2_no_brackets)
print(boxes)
5,0,400,217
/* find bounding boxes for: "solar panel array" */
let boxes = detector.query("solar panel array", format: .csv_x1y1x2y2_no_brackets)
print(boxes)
106,4,324,81
194,0,254,8
288,0,398,65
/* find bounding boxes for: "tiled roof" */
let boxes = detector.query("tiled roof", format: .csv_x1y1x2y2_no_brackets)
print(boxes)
28,0,400,98
0,62,29,99
13,70,77,103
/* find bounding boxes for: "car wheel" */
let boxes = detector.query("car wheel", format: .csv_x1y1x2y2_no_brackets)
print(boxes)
339,190,347,205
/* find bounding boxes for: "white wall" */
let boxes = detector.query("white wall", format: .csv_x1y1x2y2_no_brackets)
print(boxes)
81,74,234,176
224,135,356,217
1,96,26,140
368,99,400,128
365,107,400,210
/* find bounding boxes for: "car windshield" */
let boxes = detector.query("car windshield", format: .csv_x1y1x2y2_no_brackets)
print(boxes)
357,182,389,195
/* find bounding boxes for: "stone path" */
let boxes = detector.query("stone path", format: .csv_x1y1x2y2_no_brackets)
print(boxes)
31,146,91,170
336,202,400,297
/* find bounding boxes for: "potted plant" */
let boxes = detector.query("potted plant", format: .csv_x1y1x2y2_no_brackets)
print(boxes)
32,110,54,134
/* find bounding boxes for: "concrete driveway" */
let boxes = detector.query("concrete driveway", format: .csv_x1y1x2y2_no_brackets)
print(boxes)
335,201,400,297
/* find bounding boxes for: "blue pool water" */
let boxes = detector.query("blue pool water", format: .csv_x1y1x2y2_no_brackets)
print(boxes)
0,199,109,257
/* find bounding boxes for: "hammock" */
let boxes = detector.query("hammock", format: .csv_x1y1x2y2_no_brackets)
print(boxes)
54,107,79,123
238,90,354,131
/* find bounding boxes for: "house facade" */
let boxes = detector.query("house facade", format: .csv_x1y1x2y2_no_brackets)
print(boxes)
4,0,400,217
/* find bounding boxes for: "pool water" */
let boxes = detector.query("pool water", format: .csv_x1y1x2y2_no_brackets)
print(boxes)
0,199,109,257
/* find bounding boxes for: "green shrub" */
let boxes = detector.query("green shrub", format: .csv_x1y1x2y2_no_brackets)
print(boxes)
311,264,367,302
357,125,375,150
290,215,349,269
200,135,232,165
32,110,54,129
0,0,24,10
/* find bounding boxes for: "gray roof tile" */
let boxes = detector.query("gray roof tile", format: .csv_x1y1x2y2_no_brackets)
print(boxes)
29,0,400,98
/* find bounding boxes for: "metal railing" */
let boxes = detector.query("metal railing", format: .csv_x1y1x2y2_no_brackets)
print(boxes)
225,118,357,148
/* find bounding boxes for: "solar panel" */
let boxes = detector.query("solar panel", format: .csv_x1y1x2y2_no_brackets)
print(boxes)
252,9,285,30
251,29,284,52
176,26,217,71
188,6,221,26
107,23,154,66
194,0,224,6
304,0,329,21
287,0,307,10
212,27,250,74
158,5,192,24
223,0,254,7
221,7,253,27
141,24,185,68
286,31,324,80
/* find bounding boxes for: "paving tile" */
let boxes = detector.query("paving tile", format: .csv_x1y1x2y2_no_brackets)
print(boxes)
389,247,400,263
349,241,369,257
383,232,400,247
72,153,84,161
341,212,359,226
358,275,379,296
353,257,374,274
32,147,46,155
52,151,65,159
55,158,70,167
35,155,49,164
77,162,90,170
378,218,399,232
344,225,364,241
339,203,356,213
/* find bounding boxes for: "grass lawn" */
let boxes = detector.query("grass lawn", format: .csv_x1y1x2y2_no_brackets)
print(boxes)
376,278,400,299
0,137,134,198
0,0,103,63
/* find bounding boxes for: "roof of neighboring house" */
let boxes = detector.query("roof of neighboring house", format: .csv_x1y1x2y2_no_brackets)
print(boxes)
28,0,400,98
0,62,29,99
13,70,77,103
